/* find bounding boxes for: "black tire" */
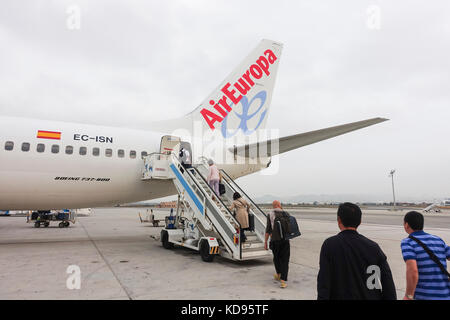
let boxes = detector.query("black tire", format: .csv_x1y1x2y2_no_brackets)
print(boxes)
58,222,65,228
200,240,215,262
44,222,49,227
34,222,40,228
161,230,174,249
64,221,70,227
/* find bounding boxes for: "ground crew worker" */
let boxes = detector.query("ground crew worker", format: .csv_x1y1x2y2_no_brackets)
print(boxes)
179,147,192,170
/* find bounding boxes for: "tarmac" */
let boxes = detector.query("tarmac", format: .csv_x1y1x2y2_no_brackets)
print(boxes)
0,207,449,300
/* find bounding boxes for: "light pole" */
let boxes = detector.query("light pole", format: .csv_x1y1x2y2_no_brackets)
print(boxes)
389,169,396,210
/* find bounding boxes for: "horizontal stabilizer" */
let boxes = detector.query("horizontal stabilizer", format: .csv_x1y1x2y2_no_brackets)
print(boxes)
231,117,389,157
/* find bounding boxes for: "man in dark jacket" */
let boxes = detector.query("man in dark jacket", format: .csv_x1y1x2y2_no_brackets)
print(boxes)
317,202,397,300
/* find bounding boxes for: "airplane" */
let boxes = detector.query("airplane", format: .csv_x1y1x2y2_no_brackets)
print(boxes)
423,203,441,213
423,199,450,213
0,39,388,211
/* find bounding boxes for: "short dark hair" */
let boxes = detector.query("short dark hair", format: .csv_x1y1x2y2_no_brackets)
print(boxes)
337,202,362,228
404,211,424,231
233,192,241,200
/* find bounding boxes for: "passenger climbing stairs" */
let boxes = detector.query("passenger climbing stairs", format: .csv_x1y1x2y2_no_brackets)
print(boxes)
142,152,270,262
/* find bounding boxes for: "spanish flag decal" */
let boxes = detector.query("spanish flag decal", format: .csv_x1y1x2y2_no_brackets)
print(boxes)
37,130,61,140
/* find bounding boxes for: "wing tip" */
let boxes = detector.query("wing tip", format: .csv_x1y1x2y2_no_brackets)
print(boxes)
367,117,389,124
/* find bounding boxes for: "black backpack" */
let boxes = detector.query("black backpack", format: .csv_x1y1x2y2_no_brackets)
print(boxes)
274,211,301,240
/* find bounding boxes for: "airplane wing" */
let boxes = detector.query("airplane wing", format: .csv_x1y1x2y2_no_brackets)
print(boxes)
231,117,389,157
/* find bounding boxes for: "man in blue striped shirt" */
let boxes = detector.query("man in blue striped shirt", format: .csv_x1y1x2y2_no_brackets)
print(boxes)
401,211,450,300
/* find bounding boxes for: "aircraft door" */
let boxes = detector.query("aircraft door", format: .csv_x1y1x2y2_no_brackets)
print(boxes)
160,135,181,155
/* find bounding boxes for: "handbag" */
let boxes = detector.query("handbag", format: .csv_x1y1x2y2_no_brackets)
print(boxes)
409,235,450,280
219,183,225,195
248,213,255,232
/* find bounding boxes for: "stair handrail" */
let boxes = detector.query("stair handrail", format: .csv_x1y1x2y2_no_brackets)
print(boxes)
189,166,244,259
189,166,242,229
219,169,268,222
169,154,243,258
169,155,237,255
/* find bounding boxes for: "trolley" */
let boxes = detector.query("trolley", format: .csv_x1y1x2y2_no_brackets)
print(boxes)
27,210,76,228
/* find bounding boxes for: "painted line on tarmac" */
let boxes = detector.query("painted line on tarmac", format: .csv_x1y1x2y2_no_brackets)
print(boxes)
79,219,134,300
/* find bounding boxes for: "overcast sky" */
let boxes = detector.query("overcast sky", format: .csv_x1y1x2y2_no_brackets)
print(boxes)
1,1,449,202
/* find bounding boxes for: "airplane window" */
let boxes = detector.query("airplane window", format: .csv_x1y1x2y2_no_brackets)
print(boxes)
79,146,87,155
141,151,148,158
65,146,73,155
5,141,14,151
93,147,100,156
51,145,59,154
36,143,45,153
22,142,30,152
130,150,136,159
118,149,124,158
105,148,112,157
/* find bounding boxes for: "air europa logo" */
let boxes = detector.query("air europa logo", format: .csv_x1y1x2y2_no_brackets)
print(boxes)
200,49,277,130
221,90,267,138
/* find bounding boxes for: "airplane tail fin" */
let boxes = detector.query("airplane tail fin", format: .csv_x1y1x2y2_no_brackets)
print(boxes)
151,39,283,140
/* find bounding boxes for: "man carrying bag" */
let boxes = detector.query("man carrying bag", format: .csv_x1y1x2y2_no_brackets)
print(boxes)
401,211,450,300
264,201,300,288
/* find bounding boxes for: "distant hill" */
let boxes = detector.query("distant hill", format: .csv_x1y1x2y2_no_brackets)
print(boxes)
252,193,443,204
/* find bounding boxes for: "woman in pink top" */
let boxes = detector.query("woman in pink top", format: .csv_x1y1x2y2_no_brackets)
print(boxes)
207,159,220,196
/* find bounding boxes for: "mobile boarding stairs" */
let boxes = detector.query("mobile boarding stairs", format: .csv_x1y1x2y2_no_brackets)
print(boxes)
142,153,271,262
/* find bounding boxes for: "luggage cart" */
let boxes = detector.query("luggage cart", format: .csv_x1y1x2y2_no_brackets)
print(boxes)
27,210,76,228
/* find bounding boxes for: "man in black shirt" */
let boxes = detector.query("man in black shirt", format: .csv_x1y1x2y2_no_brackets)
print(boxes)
317,202,397,300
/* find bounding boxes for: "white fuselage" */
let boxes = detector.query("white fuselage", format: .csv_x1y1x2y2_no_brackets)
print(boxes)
0,116,176,210
0,116,267,210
